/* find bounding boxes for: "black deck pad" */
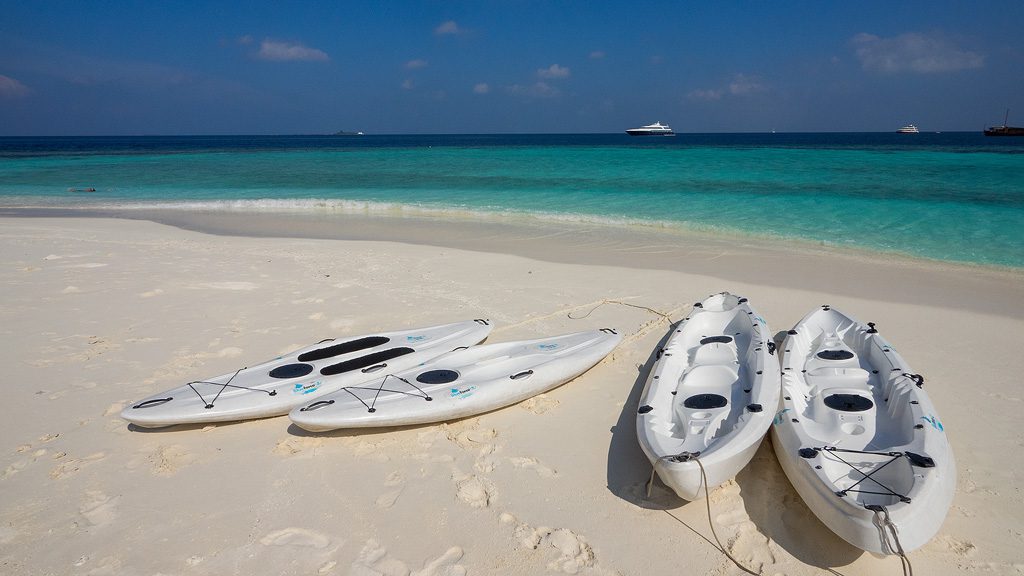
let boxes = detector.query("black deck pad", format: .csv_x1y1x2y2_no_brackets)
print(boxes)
683,393,729,409
699,336,734,345
823,393,873,412
298,336,391,362
816,349,855,361
268,363,315,379
320,347,415,376
416,370,460,384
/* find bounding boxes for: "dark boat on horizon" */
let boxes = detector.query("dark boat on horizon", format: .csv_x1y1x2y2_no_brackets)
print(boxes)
984,110,1024,137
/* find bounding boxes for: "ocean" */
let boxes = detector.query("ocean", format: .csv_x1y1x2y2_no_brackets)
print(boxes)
1,133,1022,268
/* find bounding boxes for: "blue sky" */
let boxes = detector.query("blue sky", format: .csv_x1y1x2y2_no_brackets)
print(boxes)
2,1,1022,134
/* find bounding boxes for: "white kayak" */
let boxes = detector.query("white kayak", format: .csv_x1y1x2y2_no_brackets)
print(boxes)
636,292,781,500
290,329,622,432
771,305,955,555
122,319,492,428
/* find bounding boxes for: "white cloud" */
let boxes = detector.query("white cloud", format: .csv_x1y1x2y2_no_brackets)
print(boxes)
0,74,30,98
589,50,605,59
257,39,329,62
688,88,723,101
237,35,253,45
728,74,764,95
853,32,983,73
688,73,764,101
537,64,570,79
508,81,559,98
405,59,428,69
401,78,414,90
473,83,490,94
435,20,462,35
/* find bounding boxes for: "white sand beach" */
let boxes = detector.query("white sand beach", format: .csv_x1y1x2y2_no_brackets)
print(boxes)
1,215,1022,575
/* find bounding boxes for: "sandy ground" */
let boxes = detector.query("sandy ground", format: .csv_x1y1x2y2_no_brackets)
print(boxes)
0,216,1021,575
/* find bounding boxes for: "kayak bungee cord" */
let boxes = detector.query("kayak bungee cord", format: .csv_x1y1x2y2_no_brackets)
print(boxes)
647,452,761,576
183,367,279,409
338,374,433,413
814,447,912,503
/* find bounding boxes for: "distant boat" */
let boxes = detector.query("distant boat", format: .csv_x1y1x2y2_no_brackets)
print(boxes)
984,110,1024,137
333,130,364,136
896,124,919,134
626,122,675,136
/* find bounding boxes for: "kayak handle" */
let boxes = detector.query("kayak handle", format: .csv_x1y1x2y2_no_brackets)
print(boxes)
299,400,335,412
133,397,173,409
361,363,387,373
510,370,534,380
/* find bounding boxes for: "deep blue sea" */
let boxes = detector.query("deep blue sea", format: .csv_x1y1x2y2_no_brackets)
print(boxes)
1,133,1022,268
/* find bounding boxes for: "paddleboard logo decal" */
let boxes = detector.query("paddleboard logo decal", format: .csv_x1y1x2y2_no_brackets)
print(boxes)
538,344,559,350
773,408,790,426
450,386,477,399
293,380,322,395
406,335,427,342
921,415,944,431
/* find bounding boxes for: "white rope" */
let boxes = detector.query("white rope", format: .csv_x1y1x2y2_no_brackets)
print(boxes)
871,506,913,576
648,453,761,575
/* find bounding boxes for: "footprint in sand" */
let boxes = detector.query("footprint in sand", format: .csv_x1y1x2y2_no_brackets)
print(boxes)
259,527,332,549
452,472,494,509
512,522,596,575
520,394,560,415
79,491,120,527
148,445,196,476
473,444,500,474
103,401,126,417
376,471,405,509
272,437,324,458
351,540,465,576
932,535,978,558
442,420,497,451
509,456,558,478
50,452,106,480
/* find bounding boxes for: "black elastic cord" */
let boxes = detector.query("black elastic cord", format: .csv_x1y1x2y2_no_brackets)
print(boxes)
184,367,278,408
341,374,433,413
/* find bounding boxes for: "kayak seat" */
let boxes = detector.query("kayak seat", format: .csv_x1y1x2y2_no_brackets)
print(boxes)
674,364,737,447
806,366,870,396
809,386,877,442
691,341,737,366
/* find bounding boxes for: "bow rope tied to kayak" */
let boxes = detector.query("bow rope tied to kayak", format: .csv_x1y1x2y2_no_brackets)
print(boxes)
567,299,675,322
646,452,762,576
868,505,913,576
809,446,917,575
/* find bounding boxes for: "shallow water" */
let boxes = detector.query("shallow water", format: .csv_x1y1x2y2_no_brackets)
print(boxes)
2,133,1022,267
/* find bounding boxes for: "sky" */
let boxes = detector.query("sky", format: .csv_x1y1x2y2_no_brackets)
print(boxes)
2,1,1023,135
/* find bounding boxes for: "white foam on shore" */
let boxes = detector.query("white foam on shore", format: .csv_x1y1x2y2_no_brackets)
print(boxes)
3,196,756,238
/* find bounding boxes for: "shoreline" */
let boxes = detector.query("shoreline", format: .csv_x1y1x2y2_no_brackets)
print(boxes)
1,215,1020,574
4,206,1023,318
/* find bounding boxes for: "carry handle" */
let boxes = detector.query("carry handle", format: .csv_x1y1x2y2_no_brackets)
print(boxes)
132,397,173,409
299,400,335,412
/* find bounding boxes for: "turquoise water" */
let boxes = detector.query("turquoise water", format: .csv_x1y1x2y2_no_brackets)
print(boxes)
1,134,1022,267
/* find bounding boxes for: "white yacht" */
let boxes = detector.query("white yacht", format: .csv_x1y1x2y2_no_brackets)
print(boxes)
626,122,675,136
896,124,919,133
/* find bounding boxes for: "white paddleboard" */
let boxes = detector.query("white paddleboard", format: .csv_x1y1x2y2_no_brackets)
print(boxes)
290,329,622,431
122,319,492,428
